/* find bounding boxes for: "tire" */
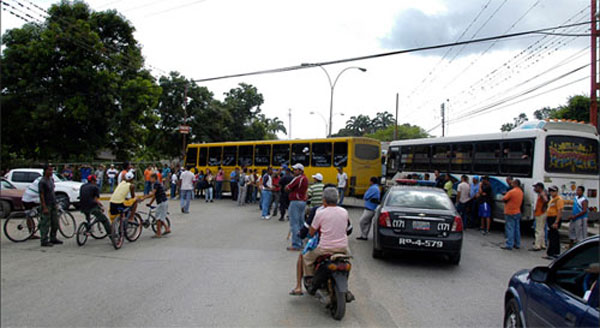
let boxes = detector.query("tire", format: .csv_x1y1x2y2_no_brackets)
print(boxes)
372,248,385,259
90,221,108,239
125,213,142,242
58,210,76,239
3,216,35,242
449,252,461,266
330,279,346,321
111,218,124,250
151,215,171,233
0,200,12,218
76,222,89,246
504,298,523,328
56,193,70,210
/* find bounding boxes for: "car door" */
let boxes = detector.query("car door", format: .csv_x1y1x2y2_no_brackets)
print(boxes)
526,242,599,327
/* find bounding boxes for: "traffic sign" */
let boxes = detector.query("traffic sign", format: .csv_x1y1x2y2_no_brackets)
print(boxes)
179,125,191,134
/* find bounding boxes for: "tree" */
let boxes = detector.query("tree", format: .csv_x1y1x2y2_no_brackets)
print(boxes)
345,114,374,135
1,1,160,161
366,124,430,141
500,113,529,132
223,83,265,141
551,95,590,122
371,111,395,130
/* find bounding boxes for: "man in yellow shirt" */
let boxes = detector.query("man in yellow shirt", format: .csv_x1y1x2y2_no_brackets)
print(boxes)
544,185,564,259
109,171,139,222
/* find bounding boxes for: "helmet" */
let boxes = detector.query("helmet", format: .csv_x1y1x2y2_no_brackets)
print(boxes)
87,175,97,182
125,171,135,180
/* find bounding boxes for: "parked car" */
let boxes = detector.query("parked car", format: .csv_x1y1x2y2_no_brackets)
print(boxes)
4,168,81,209
504,236,599,328
371,183,463,264
0,178,25,218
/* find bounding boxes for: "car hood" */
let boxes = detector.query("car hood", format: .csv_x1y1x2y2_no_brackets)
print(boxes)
0,189,24,198
56,181,83,189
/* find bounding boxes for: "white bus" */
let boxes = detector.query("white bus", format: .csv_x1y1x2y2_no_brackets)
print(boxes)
385,120,599,222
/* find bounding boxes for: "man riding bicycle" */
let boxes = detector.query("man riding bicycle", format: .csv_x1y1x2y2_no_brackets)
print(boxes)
80,175,112,235
109,171,139,222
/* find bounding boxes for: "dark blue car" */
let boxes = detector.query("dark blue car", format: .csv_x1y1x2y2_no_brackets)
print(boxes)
504,236,599,327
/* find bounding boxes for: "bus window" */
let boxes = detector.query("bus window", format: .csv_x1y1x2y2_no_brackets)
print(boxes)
386,146,400,177
501,140,533,176
400,146,413,171
355,144,379,160
474,142,500,174
185,147,198,167
223,146,237,167
272,144,290,167
413,145,431,172
255,144,271,166
545,136,599,175
334,142,348,167
312,142,332,167
292,143,310,166
198,147,207,167
431,144,450,172
451,144,473,173
238,145,253,167
208,146,222,166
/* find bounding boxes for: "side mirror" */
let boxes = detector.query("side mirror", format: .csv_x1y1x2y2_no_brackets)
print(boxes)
529,266,550,283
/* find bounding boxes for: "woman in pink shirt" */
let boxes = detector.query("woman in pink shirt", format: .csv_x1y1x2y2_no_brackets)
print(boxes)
216,167,224,200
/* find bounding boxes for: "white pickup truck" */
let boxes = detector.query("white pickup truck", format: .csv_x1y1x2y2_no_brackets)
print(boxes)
4,168,82,209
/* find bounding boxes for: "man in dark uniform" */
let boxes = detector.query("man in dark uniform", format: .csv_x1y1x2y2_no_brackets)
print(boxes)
278,166,293,221
39,165,62,247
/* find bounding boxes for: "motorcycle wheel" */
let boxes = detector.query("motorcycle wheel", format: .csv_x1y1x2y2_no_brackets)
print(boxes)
330,279,346,320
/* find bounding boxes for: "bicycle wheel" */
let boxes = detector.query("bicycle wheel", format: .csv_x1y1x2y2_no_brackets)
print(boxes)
76,222,89,246
125,213,142,242
111,218,124,250
3,215,35,242
150,214,171,233
90,221,108,239
58,210,76,239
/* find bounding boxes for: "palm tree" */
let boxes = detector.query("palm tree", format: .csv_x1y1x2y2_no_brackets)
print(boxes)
345,114,373,135
372,111,395,130
265,117,287,135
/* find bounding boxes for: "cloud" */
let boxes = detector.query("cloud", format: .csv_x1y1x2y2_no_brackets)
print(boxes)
381,0,589,57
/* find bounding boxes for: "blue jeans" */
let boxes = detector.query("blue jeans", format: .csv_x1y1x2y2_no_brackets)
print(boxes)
457,202,468,228
180,189,192,213
215,181,223,199
252,187,258,203
144,181,152,195
337,188,345,205
170,183,177,199
289,200,306,249
109,178,115,193
504,213,521,249
205,187,213,201
98,179,103,192
261,190,272,217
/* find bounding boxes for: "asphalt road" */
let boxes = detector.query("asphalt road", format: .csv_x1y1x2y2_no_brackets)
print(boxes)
1,197,553,327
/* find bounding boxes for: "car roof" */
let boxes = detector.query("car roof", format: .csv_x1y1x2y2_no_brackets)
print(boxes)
9,168,43,173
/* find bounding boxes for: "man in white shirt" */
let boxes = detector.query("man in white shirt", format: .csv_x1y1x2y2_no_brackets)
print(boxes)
106,164,119,193
456,175,471,229
260,167,274,220
336,167,348,205
170,169,178,200
179,167,195,214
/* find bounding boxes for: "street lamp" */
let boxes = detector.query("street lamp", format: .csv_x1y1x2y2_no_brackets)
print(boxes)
302,63,366,137
309,111,328,137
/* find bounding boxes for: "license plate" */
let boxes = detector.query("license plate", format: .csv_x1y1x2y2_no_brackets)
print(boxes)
412,221,430,231
398,238,443,248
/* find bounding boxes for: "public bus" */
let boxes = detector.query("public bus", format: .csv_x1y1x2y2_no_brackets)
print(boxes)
385,119,599,222
184,137,381,196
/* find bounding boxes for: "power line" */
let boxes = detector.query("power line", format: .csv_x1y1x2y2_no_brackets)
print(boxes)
145,0,207,18
193,20,591,83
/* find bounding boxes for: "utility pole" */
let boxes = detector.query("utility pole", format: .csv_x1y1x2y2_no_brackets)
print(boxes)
394,93,399,140
288,108,292,139
182,85,188,160
440,103,445,137
591,0,599,130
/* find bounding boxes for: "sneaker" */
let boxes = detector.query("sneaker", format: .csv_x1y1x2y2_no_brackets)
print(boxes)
500,246,512,250
50,239,63,245
210,200,213,203
265,216,271,220
181,207,184,213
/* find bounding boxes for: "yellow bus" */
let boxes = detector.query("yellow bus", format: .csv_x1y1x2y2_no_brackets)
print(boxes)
184,137,381,196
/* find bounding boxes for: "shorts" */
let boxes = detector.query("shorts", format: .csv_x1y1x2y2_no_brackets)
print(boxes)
479,203,491,218
569,218,588,242
155,201,168,223
109,198,137,216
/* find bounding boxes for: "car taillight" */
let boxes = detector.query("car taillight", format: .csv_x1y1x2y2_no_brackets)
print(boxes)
378,211,391,227
451,216,463,232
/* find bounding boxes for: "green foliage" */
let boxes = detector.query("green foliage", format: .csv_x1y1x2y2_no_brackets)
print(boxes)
501,113,529,132
366,124,430,141
502,95,591,132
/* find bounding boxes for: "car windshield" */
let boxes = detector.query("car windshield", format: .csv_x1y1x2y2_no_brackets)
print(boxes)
53,173,67,182
386,189,454,210
1,179,16,189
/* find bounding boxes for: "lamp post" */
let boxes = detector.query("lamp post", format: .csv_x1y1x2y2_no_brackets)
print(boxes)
302,64,366,137
309,111,328,137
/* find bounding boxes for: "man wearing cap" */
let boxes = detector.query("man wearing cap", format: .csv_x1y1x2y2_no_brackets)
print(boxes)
107,164,119,193
545,185,564,259
285,164,309,251
357,177,381,241
307,173,325,209
530,182,549,251
109,170,139,223
260,167,274,220
80,175,112,238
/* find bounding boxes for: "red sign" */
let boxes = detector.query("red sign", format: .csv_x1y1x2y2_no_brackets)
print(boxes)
179,125,191,134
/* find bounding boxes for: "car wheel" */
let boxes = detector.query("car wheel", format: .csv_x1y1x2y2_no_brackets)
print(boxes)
449,252,461,265
0,200,11,218
504,298,523,328
372,248,385,259
56,193,70,210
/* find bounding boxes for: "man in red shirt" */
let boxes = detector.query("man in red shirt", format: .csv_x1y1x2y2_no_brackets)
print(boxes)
285,163,309,251
269,169,281,217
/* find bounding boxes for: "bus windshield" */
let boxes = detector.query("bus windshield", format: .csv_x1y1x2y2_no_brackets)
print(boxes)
545,136,599,175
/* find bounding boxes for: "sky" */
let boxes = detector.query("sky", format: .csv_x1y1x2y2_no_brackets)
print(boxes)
1,0,594,139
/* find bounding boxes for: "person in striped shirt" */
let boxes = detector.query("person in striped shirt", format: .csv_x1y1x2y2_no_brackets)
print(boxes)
306,173,324,209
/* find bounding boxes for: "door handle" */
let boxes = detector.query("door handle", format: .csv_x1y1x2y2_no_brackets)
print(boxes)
565,312,577,327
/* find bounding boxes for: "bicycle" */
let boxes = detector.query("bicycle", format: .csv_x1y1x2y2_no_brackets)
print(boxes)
137,204,171,235
109,206,142,250
3,205,76,242
76,209,111,246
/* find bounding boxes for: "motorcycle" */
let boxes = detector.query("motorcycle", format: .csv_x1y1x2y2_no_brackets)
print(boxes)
303,253,354,320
